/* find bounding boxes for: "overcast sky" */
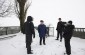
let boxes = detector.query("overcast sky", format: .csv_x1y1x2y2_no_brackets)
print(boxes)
0,0,85,28
27,0,85,28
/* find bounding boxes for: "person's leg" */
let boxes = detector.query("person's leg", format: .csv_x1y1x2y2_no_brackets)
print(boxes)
43,37,46,45
60,32,62,42
40,37,42,45
65,38,71,55
26,35,33,54
67,39,71,55
27,42,32,54
56,31,59,40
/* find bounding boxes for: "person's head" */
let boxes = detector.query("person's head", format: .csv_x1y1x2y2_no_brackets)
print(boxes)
58,18,61,21
40,20,44,24
68,20,72,25
27,16,33,22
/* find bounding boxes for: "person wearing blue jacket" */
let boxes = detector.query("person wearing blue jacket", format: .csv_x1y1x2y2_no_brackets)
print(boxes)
38,20,47,45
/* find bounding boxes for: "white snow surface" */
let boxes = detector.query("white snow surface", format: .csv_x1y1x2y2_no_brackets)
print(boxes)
0,32,85,55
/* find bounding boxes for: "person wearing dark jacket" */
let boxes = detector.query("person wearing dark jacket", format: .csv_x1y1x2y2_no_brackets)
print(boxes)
24,16,35,54
38,20,47,45
56,18,64,42
63,21,75,55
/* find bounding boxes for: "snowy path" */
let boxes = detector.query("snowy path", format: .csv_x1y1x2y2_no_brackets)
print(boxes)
0,33,85,55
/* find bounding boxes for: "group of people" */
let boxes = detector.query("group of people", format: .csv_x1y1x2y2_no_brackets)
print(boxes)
24,16,75,55
56,18,75,55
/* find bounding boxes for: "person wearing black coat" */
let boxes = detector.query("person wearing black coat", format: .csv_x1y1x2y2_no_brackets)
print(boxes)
56,18,64,42
24,16,35,54
38,20,47,45
63,21,75,55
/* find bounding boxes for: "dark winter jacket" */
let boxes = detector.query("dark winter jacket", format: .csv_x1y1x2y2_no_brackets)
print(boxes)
56,21,64,32
24,21,35,43
24,21,35,35
38,24,47,37
63,24,75,39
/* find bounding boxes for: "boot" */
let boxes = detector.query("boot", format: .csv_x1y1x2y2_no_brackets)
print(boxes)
27,52,33,54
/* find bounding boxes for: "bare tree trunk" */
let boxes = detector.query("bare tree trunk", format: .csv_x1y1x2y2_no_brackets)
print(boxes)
20,18,25,33
19,3,25,33
14,0,31,33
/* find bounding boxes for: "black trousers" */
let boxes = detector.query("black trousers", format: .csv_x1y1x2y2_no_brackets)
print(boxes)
26,35,32,53
57,31,62,40
40,37,45,45
27,42,31,53
64,38,71,54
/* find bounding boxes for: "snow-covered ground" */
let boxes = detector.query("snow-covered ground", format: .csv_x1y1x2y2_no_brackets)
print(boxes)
0,32,85,55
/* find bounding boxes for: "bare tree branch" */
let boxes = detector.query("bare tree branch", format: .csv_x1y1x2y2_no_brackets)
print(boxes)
0,0,13,17
25,0,32,15
14,0,32,18
0,0,32,32
14,0,32,33
0,0,5,9
14,0,20,18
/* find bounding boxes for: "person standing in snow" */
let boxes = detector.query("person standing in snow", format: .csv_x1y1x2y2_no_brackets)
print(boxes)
38,20,47,45
63,21,75,55
56,18,64,42
24,16,35,54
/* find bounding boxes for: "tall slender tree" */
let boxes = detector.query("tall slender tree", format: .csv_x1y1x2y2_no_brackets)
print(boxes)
14,0,32,33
